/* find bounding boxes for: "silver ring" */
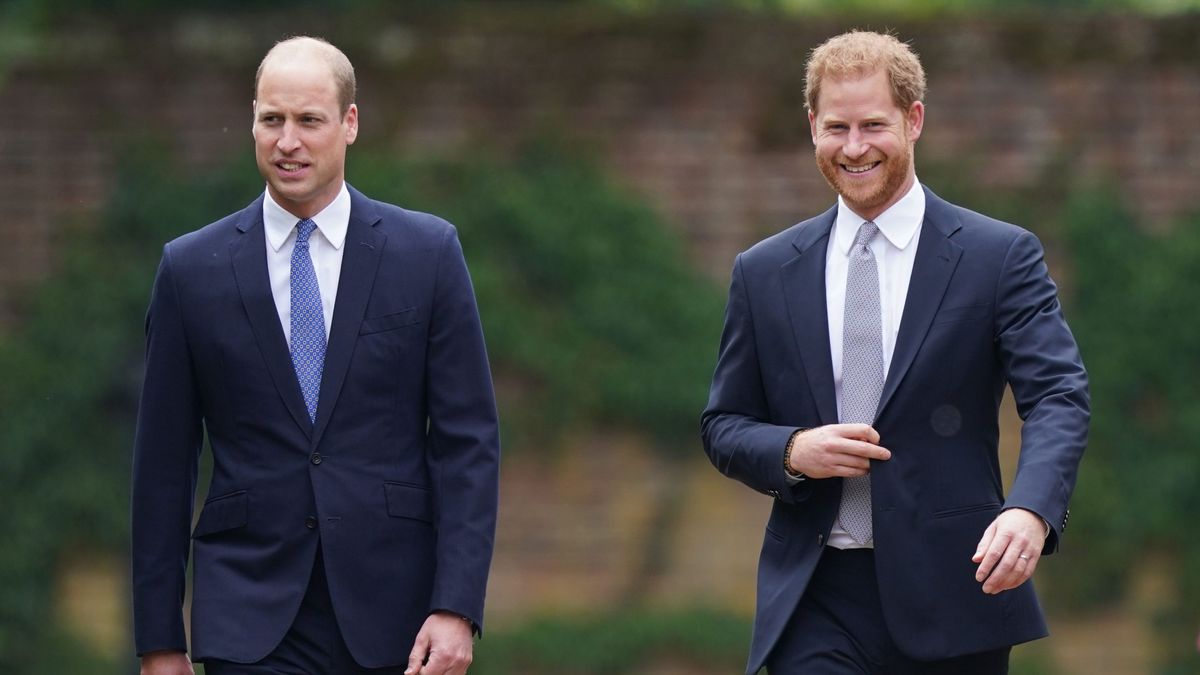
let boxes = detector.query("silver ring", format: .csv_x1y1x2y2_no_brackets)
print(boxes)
1018,554,1030,560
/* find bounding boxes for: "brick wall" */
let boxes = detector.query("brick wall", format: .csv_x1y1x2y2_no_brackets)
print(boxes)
5,11,1200,322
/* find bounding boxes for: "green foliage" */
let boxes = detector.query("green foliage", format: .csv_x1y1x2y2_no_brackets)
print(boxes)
352,141,724,453
471,608,750,674
0,146,256,672
1055,190,1200,672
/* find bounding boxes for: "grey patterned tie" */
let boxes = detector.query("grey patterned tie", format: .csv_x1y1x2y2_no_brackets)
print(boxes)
838,221,884,545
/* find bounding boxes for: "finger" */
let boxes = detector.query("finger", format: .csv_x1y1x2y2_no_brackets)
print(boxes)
974,531,1011,582
982,543,1023,594
972,521,997,564
406,634,430,675
844,439,891,461
827,439,888,463
424,650,467,675
843,423,881,444
831,455,872,472
985,543,1038,594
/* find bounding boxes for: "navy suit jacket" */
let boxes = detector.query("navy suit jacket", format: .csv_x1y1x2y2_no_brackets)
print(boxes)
701,187,1088,674
131,186,500,667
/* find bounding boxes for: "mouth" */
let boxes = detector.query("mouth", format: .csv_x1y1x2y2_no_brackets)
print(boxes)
841,161,881,175
275,160,310,175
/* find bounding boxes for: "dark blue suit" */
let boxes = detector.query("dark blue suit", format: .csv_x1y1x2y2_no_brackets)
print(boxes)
701,187,1088,674
131,186,500,667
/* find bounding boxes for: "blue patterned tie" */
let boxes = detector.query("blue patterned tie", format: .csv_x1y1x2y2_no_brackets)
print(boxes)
290,218,326,424
838,221,884,545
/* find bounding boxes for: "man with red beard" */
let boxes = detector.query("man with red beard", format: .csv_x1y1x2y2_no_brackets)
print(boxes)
701,31,1088,674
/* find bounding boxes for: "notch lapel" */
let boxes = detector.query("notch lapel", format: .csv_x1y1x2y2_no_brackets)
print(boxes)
876,188,963,417
781,207,840,426
310,188,385,449
230,199,314,436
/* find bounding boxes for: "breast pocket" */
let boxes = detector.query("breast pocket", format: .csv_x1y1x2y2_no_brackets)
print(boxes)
932,302,992,325
360,307,421,335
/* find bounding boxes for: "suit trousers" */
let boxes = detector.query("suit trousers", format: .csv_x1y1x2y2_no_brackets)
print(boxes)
765,548,1010,675
203,549,407,675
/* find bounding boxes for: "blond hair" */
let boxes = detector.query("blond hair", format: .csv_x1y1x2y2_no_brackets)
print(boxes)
805,30,926,113
255,36,356,114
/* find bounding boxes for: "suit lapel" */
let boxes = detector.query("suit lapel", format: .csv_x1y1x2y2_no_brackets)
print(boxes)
230,198,314,436
311,187,385,449
781,207,840,426
876,187,963,417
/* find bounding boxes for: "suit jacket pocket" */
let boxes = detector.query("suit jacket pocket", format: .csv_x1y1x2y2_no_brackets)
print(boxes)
360,307,420,335
931,501,1001,519
932,302,992,325
385,481,434,523
192,490,248,538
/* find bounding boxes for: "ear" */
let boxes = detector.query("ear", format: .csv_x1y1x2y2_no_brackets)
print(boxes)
906,101,924,142
808,109,818,145
251,100,257,135
344,103,359,145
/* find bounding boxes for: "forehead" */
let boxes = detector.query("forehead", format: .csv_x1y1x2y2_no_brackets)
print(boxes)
814,69,899,118
255,58,339,109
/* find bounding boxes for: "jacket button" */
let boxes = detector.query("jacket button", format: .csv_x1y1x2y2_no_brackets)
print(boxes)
305,516,318,530
817,534,825,547
310,453,322,465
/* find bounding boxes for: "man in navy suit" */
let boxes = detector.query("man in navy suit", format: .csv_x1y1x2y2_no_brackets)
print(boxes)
701,31,1088,674
132,36,500,675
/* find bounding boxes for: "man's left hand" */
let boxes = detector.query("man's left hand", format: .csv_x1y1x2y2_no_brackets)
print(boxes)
972,508,1047,594
405,611,474,675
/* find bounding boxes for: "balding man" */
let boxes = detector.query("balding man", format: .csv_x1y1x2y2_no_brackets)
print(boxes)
131,36,500,675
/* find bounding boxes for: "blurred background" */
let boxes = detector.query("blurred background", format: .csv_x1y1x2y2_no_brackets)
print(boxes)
2,0,1200,673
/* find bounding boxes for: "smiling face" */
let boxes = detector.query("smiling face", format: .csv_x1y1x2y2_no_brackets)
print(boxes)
253,51,358,219
809,68,923,221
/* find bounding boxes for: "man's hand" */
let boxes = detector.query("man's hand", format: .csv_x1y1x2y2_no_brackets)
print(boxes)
787,424,891,479
406,611,474,675
972,508,1048,594
140,650,193,675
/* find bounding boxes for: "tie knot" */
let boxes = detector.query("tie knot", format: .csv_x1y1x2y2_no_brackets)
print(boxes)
295,219,317,244
854,221,879,248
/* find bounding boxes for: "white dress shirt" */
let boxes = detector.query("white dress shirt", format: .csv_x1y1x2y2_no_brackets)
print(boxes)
824,179,925,549
263,184,350,348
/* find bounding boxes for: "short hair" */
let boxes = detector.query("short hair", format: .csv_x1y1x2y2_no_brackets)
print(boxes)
805,30,926,114
255,36,357,114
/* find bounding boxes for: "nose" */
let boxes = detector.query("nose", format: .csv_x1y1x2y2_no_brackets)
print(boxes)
277,121,301,153
843,127,869,159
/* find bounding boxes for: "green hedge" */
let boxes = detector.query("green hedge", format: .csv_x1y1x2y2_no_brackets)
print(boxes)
472,608,750,675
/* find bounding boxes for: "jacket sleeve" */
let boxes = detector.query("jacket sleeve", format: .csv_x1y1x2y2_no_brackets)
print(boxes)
995,231,1090,554
130,246,204,655
424,227,501,633
701,254,810,505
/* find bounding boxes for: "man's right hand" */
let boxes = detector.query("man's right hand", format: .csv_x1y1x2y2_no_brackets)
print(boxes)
787,424,890,479
140,650,194,675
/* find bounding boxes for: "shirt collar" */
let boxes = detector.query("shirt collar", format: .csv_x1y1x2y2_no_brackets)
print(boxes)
262,183,351,252
834,178,925,255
